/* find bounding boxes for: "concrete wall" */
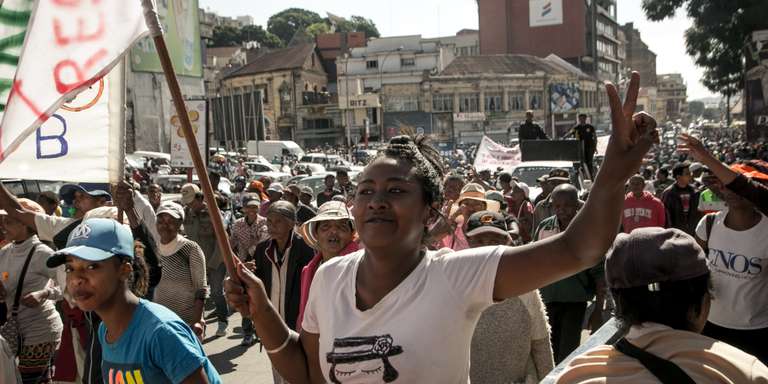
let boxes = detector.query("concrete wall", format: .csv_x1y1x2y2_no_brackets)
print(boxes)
127,71,204,153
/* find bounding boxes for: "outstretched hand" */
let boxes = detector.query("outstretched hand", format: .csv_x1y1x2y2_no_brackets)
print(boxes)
677,133,710,161
599,72,659,185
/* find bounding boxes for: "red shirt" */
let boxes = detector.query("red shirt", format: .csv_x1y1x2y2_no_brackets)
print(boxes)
622,191,666,233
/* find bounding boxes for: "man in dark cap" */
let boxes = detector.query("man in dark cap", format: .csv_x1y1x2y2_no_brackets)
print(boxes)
555,228,768,382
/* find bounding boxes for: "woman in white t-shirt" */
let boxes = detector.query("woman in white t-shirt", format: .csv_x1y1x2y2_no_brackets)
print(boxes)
695,171,768,363
225,74,658,383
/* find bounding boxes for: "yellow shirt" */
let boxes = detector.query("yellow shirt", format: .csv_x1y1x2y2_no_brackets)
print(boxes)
555,323,768,383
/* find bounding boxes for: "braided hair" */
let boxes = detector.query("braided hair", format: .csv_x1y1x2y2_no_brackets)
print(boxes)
375,134,447,207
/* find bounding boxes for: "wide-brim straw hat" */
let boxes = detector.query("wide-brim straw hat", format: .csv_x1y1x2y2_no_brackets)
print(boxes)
297,201,355,249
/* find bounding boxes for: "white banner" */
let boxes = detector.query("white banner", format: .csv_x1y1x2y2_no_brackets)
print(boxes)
529,0,563,27
0,65,125,183
473,135,521,171
169,100,207,168
0,0,147,162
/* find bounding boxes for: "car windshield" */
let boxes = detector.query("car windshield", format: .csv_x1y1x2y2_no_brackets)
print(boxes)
511,166,578,187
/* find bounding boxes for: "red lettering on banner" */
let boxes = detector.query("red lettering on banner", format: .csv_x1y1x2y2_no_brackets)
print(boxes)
52,0,101,6
53,14,105,46
53,48,107,94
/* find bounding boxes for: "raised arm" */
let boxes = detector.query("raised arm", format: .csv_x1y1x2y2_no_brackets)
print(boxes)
493,72,658,299
677,133,738,185
0,183,37,229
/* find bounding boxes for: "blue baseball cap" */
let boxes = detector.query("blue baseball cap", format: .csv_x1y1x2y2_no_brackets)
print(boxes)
59,183,112,205
47,218,134,268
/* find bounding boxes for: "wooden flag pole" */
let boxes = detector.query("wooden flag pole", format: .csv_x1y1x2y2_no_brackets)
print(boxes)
141,0,238,280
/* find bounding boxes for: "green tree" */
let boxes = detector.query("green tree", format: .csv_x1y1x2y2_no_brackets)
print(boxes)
267,8,323,46
642,0,767,98
305,22,330,38
688,100,705,116
210,25,241,47
336,15,380,38
240,25,283,48
642,0,767,126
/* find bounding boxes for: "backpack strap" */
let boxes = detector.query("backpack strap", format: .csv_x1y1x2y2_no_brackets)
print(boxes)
11,244,39,314
704,213,716,254
613,338,695,384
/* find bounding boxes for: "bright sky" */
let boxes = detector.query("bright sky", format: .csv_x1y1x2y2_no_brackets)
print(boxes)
199,0,717,100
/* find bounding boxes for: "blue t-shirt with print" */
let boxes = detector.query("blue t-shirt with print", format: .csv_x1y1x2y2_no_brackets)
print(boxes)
98,299,222,384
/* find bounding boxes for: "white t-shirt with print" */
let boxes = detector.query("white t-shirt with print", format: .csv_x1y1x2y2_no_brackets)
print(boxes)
696,210,768,329
302,246,503,383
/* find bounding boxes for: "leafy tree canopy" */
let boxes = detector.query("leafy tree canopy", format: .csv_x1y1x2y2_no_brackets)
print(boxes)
336,15,381,38
210,24,283,49
642,0,768,96
267,8,324,46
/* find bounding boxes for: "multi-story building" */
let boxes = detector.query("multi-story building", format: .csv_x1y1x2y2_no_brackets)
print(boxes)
221,43,335,143
620,22,659,116
477,0,622,83
423,29,481,57
336,35,456,143
657,73,688,122
620,23,657,88
316,32,368,94
423,54,601,145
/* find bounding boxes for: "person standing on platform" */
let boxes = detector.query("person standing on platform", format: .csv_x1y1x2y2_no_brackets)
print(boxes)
518,111,549,142
565,114,598,178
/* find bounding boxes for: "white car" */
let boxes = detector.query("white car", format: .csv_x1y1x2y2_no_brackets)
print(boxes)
508,161,585,201
154,175,234,195
251,171,292,184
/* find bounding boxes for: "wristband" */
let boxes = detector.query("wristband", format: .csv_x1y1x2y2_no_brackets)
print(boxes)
266,330,297,354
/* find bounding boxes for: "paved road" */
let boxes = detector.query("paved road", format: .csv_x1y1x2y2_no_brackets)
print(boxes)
202,311,275,383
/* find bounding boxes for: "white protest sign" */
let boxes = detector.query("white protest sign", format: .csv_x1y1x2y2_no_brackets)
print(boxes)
169,100,207,168
597,135,610,156
473,135,522,171
0,65,125,183
0,0,147,162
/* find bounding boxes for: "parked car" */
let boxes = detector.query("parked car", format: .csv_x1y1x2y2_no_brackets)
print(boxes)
251,171,292,184
154,175,234,195
245,162,278,173
507,161,587,201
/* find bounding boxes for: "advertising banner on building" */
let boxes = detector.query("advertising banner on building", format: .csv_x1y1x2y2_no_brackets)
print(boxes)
529,0,563,27
169,100,207,168
384,112,433,140
473,135,521,171
550,83,580,113
131,0,202,77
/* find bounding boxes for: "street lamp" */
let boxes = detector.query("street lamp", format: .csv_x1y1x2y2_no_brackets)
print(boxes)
378,46,403,142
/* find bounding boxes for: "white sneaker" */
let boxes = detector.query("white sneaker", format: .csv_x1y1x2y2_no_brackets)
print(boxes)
215,322,227,337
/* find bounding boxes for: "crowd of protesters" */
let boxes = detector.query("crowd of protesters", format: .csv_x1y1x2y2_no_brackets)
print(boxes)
0,73,765,383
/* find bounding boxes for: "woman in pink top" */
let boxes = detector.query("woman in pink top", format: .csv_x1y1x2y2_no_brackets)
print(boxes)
295,201,358,331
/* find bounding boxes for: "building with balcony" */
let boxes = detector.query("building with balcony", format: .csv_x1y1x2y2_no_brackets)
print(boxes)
657,73,688,122
477,0,622,83
336,35,456,142
423,54,601,145
221,43,334,143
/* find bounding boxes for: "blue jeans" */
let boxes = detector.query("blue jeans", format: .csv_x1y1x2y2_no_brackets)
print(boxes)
208,263,229,324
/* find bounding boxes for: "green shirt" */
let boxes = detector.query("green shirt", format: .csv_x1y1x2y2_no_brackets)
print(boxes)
534,216,604,303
